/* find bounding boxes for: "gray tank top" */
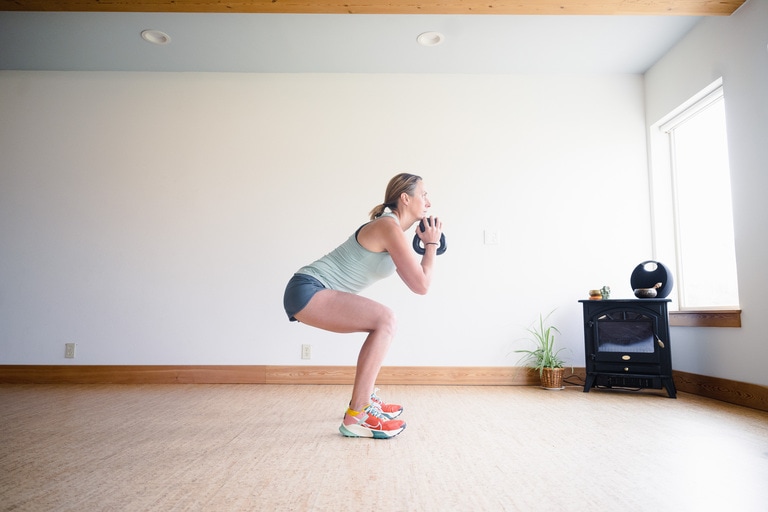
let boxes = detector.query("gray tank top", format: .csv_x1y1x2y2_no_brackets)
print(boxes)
297,212,398,293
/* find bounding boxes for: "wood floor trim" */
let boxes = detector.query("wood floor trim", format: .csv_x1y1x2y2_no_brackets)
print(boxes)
672,370,768,412
265,365,548,385
0,365,538,386
0,365,268,384
1,365,765,412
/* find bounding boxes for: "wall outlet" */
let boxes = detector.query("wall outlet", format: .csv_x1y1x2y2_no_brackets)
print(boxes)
301,344,311,360
64,343,76,359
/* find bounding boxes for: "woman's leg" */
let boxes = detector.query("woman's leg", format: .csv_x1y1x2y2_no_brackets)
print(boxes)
294,289,396,412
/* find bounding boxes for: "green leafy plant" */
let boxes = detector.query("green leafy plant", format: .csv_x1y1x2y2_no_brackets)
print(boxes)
514,311,568,376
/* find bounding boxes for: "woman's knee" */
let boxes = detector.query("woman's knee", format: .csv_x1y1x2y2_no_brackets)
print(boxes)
376,306,398,337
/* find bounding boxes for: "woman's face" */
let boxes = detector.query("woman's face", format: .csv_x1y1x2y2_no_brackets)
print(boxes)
406,180,431,218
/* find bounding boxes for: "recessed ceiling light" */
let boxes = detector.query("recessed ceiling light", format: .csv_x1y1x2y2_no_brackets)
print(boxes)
417,32,444,47
141,30,171,45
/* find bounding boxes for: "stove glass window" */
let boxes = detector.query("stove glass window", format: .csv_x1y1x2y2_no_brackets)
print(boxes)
596,313,655,353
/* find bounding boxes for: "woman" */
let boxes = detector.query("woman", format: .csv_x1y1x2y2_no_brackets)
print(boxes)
283,173,443,439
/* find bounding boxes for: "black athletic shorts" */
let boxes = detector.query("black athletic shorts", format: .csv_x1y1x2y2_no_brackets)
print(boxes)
283,273,326,322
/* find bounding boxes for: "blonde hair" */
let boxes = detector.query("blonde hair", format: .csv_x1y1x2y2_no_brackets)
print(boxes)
368,173,423,220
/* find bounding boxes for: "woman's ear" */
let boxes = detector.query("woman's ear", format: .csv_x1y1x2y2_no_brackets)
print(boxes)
400,192,410,205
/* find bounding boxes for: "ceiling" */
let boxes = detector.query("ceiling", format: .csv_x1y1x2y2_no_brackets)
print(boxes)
0,1,746,74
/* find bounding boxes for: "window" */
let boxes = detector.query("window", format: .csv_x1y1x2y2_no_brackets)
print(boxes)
649,79,740,317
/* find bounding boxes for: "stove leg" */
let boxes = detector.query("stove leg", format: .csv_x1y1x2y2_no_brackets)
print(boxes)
584,374,596,392
663,377,677,398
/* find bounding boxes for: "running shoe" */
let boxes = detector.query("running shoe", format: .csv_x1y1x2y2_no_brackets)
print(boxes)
339,404,406,439
370,388,404,419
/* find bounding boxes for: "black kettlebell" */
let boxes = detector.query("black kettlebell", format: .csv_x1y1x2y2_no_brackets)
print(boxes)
412,218,447,255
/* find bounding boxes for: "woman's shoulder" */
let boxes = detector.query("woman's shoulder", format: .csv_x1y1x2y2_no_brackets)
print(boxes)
357,213,401,252
372,213,401,231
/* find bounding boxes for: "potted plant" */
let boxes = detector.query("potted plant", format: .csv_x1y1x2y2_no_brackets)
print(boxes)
514,311,569,390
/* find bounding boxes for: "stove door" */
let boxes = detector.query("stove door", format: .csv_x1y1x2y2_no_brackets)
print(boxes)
592,312,660,364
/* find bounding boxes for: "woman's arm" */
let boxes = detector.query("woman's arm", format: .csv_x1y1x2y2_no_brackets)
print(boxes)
359,216,442,295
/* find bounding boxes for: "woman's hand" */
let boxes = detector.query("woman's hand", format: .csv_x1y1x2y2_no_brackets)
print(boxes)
416,216,443,246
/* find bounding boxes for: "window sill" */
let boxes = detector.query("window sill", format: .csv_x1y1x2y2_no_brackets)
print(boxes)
669,310,741,327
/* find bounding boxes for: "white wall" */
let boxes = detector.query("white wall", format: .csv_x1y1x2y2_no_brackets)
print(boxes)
1,71,654,369
645,0,768,386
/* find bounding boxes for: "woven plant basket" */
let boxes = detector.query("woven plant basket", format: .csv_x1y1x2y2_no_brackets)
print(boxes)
541,367,564,390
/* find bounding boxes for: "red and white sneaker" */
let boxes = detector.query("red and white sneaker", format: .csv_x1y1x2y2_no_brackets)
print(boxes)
370,388,403,419
339,404,405,439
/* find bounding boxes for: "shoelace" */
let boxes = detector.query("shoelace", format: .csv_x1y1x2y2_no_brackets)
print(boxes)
370,388,386,405
363,403,388,420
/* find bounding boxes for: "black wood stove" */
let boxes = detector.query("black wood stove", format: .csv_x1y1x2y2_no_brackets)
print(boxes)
579,298,676,398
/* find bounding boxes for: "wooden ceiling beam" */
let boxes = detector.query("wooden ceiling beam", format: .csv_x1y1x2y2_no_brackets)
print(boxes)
0,0,747,15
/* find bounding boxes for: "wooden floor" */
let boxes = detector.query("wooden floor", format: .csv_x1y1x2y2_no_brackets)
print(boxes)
2,383,767,511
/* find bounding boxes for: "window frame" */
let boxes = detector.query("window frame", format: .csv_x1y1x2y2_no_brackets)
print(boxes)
647,78,741,328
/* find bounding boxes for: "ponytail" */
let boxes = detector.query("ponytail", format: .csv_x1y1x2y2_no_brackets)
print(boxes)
368,203,389,220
